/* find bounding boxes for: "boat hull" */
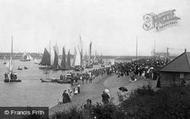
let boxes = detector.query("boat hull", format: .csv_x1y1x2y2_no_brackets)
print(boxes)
40,78,52,83
40,78,71,84
39,66,52,70
56,79,71,84
4,79,22,83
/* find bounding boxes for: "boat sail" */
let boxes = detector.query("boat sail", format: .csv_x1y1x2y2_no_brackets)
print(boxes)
72,47,77,66
86,42,93,68
4,36,21,82
39,48,51,66
66,50,71,69
61,47,66,69
72,35,84,71
74,46,81,66
52,45,59,69
89,41,92,62
6,58,13,73
79,35,83,66
20,53,33,61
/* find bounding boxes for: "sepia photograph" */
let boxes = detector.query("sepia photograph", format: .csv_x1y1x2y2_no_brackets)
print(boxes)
0,0,190,119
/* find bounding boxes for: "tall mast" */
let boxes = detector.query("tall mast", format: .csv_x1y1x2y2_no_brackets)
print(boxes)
49,41,51,58
79,34,83,66
9,35,13,73
154,39,156,56
136,36,138,61
89,41,92,63
11,36,13,56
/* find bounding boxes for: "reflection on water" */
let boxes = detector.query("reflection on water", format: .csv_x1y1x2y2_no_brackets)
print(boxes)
0,60,70,107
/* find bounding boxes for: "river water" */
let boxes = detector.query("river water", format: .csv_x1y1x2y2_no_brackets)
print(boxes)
0,59,71,108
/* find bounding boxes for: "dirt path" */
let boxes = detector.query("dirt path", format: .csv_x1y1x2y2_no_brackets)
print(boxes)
49,74,157,118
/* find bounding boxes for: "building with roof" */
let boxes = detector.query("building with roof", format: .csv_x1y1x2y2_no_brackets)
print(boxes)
160,51,190,87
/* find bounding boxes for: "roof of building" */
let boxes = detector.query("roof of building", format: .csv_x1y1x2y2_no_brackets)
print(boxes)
161,52,190,73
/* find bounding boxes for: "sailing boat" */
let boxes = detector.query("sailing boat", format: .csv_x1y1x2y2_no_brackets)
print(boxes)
72,47,77,67
86,42,93,68
34,58,39,64
60,47,67,70
66,50,71,69
73,35,84,71
39,48,52,70
4,36,21,83
74,46,80,66
79,35,83,67
52,45,60,70
20,53,33,61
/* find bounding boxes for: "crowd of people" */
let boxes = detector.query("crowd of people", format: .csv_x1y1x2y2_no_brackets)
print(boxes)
4,72,18,80
61,66,114,104
61,57,169,105
111,57,169,81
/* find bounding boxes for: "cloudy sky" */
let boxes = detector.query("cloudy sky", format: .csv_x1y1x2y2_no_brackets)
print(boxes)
0,0,190,56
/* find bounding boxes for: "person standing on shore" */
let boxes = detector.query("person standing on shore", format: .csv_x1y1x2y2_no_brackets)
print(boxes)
77,84,80,94
85,75,88,84
74,87,78,95
89,77,92,83
101,89,110,104
62,90,71,103
80,75,84,84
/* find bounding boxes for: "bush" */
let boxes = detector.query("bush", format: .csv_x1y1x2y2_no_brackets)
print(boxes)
51,103,126,119
52,107,83,119
120,85,190,119
133,85,155,96
90,103,126,119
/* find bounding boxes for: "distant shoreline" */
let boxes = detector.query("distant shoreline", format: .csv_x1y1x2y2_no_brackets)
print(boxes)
0,52,156,60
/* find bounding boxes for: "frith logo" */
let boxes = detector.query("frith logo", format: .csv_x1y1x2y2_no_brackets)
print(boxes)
143,9,180,31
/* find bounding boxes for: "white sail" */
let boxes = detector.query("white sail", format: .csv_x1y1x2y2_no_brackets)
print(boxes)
49,44,54,65
52,44,59,68
6,36,14,73
6,59,13,72
72,47,77,66
74,47,81,66
34,58,39,64
28,55,33,60
22,53,33,61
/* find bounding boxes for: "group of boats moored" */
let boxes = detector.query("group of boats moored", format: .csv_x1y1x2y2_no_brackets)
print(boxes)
40,73,72,84
3,35,103,84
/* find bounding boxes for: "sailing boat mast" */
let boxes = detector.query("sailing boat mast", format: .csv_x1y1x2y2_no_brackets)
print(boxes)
72,47,77,66
136,36,138,61
61,47,66,69
153,39,156,56
53,44,59,69
79,35,83,66
9,35,13,73
89,42,92,63
67,50,71,69
49,41,51,63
